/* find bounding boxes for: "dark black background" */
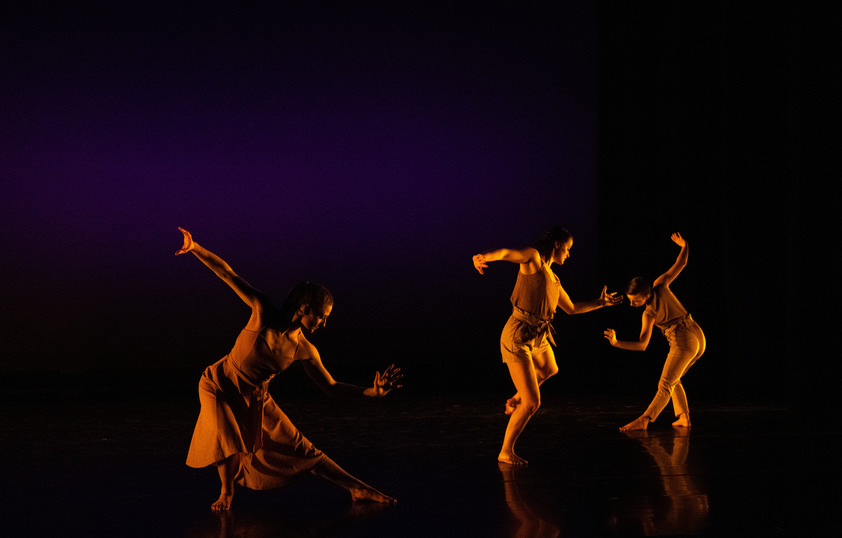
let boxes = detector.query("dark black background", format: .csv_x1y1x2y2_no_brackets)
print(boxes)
1,2,836,416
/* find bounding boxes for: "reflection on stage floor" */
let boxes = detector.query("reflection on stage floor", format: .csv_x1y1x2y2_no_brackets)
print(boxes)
1,391,836,536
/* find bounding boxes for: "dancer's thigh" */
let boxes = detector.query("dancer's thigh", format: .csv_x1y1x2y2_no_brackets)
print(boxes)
506,358,540,406
530,342,558,380
662,332,700,382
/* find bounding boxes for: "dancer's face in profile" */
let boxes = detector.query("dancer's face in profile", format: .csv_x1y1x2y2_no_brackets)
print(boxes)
300,303,332,333
553,238,573,265
627,293,650,308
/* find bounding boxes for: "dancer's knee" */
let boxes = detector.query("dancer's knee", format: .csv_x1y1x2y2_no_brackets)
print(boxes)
520,395,541,415
536,367,558,384
543,363,559,379
657,378,677,397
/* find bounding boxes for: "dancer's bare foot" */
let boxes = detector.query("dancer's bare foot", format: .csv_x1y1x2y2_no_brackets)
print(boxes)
672,413,691,428
211,491,233,511
498,450,528,466
350,486,396,504
619,415,650,432
505,397,520,415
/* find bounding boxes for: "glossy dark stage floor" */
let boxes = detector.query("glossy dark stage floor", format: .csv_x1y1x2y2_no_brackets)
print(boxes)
2,389,837,537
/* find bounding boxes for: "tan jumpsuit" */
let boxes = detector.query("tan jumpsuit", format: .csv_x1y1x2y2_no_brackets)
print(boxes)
642,284,706,421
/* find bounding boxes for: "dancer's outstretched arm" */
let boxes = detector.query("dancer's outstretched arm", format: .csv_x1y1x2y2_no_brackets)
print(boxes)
300,342,403,398
175,227,269,327
604,313,655,351
653,233,688,288
557,285,622,315
473,247,542,275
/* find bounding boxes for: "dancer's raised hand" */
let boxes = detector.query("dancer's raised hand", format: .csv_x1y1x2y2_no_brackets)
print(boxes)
175,227,195,255
670,232,686,248
472,254,488,275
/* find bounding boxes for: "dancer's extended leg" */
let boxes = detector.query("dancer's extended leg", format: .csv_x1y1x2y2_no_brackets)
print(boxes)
623,325,705,432
311,455,396,503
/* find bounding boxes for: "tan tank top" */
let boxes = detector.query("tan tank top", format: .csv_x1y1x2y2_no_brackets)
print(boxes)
644,284,689,329
227,327,299,386
510,262,561,320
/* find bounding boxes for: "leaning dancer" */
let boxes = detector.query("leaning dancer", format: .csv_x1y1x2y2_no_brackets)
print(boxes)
604,233,706,431
473,227,621,466
176,227,401,510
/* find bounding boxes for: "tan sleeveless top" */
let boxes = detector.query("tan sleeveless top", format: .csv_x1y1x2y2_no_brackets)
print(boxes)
510,262,560,320
644,284,689,330
228,327,299,387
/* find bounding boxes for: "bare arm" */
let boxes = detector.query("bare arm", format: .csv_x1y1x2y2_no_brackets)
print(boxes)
557,285,622,315
472,247,542,275
175,228,269,323
300,342,403,398
604,313,655,351
653,233,688,288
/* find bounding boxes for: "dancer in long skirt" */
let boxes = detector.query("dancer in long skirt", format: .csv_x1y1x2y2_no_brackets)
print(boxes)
176,227,402,510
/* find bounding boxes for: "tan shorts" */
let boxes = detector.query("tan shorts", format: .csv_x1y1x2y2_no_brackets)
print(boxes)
499,315,551,364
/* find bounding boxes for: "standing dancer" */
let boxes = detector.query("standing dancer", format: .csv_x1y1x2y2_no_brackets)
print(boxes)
473,227,621,465
176,227,401,510
604,233,706,431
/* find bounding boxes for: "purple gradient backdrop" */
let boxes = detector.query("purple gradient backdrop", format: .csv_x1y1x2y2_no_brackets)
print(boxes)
2,3,599,378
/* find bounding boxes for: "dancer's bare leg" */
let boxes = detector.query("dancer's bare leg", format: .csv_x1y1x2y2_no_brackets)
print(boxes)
212,454,240,511
311,455,396,503
505,347,557,416
619,415,650,432
500,359,540,465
